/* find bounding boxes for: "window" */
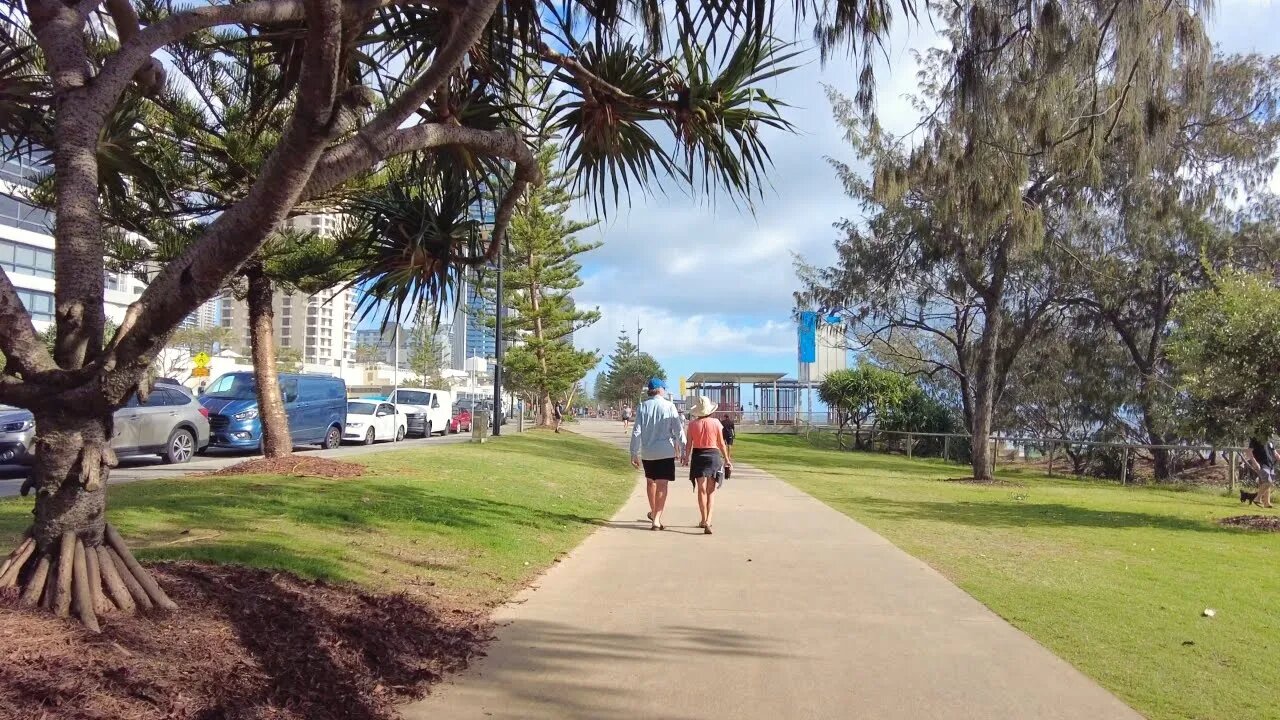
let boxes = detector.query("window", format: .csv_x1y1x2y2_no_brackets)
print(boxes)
281,318,291,327
0,240,54,279
0,194,53,233
16,289,54,322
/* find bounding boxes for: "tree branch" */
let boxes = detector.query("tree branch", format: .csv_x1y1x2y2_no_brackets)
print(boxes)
107,0,345,382
0,270,55,376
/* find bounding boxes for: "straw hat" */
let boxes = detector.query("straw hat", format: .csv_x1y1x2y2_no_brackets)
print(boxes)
688,395,718,418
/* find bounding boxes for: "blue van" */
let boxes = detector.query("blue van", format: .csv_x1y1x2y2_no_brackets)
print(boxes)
200,372,347,451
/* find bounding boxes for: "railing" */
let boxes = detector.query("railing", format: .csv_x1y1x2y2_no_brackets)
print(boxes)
794,424,1252,489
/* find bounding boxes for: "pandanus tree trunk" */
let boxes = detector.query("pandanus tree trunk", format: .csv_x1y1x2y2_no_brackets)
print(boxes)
1,405,177,631
246,267,293,458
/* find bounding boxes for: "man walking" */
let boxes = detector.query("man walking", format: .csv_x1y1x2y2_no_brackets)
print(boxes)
630,378,685,530
553,400,564,433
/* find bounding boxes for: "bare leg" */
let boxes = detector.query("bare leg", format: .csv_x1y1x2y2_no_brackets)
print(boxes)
1261,481,1274,508
705,479,717,527
653,480,670,528
696,477,709,527
646,479,658,519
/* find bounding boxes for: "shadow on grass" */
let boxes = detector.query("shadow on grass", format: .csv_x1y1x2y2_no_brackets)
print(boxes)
846,495,1229,534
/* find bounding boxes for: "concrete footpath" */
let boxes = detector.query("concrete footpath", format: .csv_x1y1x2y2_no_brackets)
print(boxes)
404,419,1141,720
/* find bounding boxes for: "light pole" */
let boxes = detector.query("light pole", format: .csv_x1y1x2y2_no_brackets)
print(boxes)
492,237,505,436
636,319,643,355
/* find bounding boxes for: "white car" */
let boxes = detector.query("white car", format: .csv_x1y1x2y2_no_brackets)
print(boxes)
386,387,453,437
343,400,406,444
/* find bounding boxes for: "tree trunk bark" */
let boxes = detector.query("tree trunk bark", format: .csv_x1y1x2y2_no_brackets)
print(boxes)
29,408,113,551
246,268,293,458
1138,390,1172,481
970,304,1003,482
0,407,176,627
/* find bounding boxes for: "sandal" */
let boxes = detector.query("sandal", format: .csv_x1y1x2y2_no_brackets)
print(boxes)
704,525,713,535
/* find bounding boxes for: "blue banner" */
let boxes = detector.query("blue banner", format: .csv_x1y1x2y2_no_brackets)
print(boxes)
798,311,817,363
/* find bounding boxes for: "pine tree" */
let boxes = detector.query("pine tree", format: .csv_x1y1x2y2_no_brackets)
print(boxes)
482,144,602,426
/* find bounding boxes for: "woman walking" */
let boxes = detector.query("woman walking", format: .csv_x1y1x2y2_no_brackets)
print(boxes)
682,396,731,535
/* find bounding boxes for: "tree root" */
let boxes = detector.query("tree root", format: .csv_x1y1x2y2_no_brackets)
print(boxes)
2,523,177,631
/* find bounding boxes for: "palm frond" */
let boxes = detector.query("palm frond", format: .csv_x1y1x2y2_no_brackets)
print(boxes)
341,168,487,328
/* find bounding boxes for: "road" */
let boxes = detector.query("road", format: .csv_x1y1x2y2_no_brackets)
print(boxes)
0,426,501,498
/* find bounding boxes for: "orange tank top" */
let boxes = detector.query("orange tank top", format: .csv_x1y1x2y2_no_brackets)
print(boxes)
687,417,724,449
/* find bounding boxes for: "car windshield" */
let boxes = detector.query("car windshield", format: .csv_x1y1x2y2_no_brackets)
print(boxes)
202,374,257,400
394,390,431,405
348,402,377,415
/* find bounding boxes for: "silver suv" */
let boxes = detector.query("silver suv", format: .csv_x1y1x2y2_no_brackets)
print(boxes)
0,384,211,466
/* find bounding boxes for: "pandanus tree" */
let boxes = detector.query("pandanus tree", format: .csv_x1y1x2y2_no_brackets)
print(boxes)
0,0,902,627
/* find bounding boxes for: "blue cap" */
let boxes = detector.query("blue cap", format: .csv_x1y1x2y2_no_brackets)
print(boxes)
647,377,666,391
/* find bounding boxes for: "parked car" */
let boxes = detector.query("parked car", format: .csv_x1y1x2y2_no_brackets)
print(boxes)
343,400,406,444
0,385,211,465
385,388,452,437
0,405,36,465
200,372,347,451
448,405,472,434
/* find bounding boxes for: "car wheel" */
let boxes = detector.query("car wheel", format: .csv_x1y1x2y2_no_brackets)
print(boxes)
425,422,433,438
395,425,405,442
364,428,375,445
322,425,341,450
163,428,196,464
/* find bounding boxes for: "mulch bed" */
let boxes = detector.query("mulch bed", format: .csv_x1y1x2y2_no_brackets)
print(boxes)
208,456,365,479
0,562,491,720
1217,515,1280,532
940,477,1024,487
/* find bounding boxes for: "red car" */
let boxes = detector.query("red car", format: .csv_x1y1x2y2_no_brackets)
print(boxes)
447,406,472,434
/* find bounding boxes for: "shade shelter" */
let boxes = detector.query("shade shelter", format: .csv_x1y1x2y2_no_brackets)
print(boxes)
686,372,806,425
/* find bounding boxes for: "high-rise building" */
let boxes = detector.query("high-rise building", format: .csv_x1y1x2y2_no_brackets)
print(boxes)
449,269,497,370
219,214,357,368
355,322,403,366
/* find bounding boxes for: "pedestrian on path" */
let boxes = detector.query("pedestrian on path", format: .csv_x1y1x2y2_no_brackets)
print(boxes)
1246,434,1278,508
553,400,564,433
629,378,685,530
621,403,632,429
683,396,731,535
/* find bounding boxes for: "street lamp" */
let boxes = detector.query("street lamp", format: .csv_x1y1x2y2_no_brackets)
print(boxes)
636,320,643,355
492,234,506,436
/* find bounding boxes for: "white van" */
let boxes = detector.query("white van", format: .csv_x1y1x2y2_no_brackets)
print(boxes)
386,387,453,438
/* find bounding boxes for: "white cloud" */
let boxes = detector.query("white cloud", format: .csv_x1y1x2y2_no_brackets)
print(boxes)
573,301,794,358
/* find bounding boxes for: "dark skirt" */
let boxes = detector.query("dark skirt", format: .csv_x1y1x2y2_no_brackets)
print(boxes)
689,448,724,487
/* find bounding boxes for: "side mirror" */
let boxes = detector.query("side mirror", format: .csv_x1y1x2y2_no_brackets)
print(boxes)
431,400,440,409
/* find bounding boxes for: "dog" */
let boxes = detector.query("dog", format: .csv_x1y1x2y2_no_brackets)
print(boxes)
1241,489,1261,505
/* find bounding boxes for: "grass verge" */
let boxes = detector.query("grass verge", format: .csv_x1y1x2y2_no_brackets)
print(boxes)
734,434,1280,720
0,429,635,610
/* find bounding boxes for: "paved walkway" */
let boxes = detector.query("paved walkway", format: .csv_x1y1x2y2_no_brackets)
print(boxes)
404,419,1140,720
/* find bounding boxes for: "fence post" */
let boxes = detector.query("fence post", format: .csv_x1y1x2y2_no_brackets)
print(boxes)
1120,447,1129,485
1227,450,1236,493
906,433,914,458
943,435,951,463
1047,441,1054,477
990,436,998,472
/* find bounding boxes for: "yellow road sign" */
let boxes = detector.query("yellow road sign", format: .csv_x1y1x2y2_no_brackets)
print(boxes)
192,367,210,378
193,352,211,368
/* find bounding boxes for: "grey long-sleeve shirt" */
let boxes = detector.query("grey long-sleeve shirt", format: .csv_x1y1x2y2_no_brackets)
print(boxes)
629,395,686,461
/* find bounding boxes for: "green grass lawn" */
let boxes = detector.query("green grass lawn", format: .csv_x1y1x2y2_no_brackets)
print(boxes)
0,430,635,610
734,434,1280,720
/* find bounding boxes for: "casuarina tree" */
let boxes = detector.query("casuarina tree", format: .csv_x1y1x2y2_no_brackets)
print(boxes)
1,0,889,626
804,0,1225,481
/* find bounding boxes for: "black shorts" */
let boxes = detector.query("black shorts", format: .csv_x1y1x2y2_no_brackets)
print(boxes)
641,458,676,482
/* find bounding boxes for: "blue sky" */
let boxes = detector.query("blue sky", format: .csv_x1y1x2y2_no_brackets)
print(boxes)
567,0,1280,391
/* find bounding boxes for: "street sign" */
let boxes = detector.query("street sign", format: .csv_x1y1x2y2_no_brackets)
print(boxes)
192,367,210,378
193,352,211,368
679,376,687,397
